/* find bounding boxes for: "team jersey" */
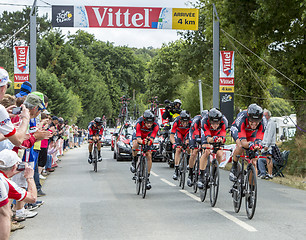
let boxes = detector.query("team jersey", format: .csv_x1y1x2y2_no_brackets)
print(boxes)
171,116,192,137
88,121,104,136
0,171,27,201
135,116,159,139
201,115,228,138
190,115,202,138
232,111,265,142
0,104,16,137
0,179,8,207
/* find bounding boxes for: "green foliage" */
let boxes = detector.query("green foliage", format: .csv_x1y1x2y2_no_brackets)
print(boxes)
36,67,82,123
281,135,306,177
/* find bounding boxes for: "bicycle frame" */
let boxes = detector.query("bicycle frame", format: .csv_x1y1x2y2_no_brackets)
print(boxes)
231,150,270,219
92,141,99,172
134,144,155,198
176,145,189,189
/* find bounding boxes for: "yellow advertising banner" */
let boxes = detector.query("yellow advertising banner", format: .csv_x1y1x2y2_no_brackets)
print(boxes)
14,82,22,89
172,8,199,30
220,86,234,93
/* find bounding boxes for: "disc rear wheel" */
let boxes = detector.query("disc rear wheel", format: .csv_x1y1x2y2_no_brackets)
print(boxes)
210,159,219,207
245,164,257,219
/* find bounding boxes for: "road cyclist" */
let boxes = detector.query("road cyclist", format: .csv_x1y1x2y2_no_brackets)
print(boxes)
130,110,159,190
197,108,228,189
187,110,208,188
87,117,104,164
170,110,192,182
229,103,266,182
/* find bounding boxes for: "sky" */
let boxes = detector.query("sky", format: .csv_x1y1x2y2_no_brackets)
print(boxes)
0,0,198,48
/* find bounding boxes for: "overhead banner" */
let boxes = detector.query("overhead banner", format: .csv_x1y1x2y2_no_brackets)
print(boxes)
219,51,234,125
52,6,199,30
14,46,29,90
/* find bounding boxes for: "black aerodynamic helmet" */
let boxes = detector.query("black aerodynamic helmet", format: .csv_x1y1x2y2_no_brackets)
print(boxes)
201,110,209,118
247,103,263,122
180,110,190,121
94,117,103,125
143,110,155,123
208,108,222,122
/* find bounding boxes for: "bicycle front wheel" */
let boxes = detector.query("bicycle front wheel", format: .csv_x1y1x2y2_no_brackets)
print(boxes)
210,159,220,207
193,157,200,193
141,157,148,198
233,170,243,213
179,154,187,189
93,146,98,172
245,164,257,219
136,156,141,195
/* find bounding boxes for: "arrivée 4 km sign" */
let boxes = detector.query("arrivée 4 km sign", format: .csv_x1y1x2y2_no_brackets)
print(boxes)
52,5,199,30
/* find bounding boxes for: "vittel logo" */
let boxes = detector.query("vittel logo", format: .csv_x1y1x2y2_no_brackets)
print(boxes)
90,7,151,27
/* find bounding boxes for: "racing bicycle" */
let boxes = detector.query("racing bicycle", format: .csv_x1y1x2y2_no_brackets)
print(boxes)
200,143,232,207
176,144,189,189
134,144,153,199
230,149,270,219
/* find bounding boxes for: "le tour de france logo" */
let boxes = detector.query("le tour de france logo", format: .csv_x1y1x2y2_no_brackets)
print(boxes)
52,6,74,27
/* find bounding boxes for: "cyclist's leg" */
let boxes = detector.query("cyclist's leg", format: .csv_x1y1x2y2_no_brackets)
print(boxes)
146,151,152,173
216,149,224,164
198,144,210,188
146,151,152,189
130,137,139,173
88,133,94,160
173,134,182,180
94,135,102,161
174,133,183,165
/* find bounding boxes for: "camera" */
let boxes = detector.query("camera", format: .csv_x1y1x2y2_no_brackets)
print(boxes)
16,162,26,171
12,107,22,115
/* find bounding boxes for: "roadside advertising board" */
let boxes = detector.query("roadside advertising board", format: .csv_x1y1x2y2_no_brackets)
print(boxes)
219,51,234,125
14,46,29,91
52,6,199,30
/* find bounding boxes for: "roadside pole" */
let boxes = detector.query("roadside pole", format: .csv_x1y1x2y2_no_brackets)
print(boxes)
213,4,220,108
198,79,203,112
30,0,37,91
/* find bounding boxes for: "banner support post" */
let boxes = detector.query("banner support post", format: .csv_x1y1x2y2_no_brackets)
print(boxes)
213,4,220,108
198,79,203,113
30,0,37,91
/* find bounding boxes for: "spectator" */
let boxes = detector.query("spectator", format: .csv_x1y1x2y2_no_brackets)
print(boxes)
0,149,37,239
258,109,277,179
73,125,78,148
77,127,83,147
12,93,50,217
15,81,32,98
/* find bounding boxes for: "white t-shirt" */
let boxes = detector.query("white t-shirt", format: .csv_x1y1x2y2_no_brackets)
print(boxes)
0,171,27,201
0,105,16,137
0,179,8,207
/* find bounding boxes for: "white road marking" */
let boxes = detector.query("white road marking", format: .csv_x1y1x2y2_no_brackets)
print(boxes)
157,172,257,232
212,208,258,232
150,171,159,177
179,189,201,202
160,178,176,187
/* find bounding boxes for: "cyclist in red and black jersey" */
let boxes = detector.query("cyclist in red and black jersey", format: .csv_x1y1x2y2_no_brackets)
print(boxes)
229,103,265,181
130,110,159,190
87,117,104,164
187,110,208,187
170,110,192,180
197,108,228,189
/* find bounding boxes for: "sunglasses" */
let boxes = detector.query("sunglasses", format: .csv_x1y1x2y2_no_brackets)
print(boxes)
6,82,10,89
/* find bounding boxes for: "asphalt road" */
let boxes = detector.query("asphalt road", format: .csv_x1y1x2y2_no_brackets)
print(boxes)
11,144,306,240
